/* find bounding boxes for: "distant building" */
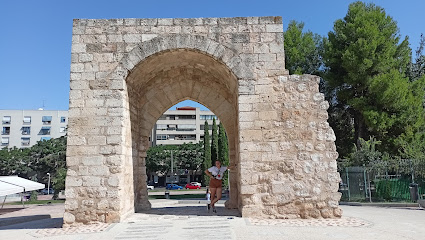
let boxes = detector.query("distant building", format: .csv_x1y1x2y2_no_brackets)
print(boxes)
151,106,220,146
0,109,68,148
149,106,221,186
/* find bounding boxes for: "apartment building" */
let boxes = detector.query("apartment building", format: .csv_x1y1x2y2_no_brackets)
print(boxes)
0,109,68,148
151,106,219,146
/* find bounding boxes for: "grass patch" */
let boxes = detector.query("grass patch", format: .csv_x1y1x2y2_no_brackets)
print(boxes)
6,199,65,205
149,194,206,200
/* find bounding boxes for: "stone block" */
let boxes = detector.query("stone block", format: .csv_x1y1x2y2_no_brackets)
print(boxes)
158,18,173,25
71,43,86,53
66,177,82,187
88,136,107,145
258,111,278,120
82,156,103,165
88,166,110,176
240,185,256,195
82,176,101,187
70,63,85,73
107,175,120,187
239,112,258,122
63,212,76,224
253,43,269,53
240,130,263,141
265,24,283,32
67,136,86,146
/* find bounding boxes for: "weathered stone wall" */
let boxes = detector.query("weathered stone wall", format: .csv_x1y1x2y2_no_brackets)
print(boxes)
238,74,342,219
65,16,341,226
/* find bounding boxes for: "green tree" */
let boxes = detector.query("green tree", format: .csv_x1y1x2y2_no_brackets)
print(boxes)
0,147,31,177
146,145,179,175
324,1,422,154
146,143,204,183
175,142,204,173
0,136,67,193
218,122,229,188
284,20,324,75
342,137,382,168
29,136,67,190
211,118,218,165
202,121,211,186
409,34,425,82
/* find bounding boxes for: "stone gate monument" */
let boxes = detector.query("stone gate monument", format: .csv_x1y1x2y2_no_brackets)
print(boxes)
65,16,342,226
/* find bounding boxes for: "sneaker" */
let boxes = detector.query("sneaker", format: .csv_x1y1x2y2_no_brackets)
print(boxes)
213,207,217,213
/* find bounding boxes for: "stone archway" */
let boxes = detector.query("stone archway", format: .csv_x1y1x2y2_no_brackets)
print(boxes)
125,47,241,213
64,17,342,226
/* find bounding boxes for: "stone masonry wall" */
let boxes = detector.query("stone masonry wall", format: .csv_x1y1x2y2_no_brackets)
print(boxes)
238,74,342,219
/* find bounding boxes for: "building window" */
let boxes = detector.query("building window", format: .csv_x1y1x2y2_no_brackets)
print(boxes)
2,116,11,124
156,135,167,140
42,116,52,125
167,124,177,130
2,127,10,135
21,137,30,146
170,135,196,140
60,116,66,123
22,127,31,135
176,115,196,120
177,124,196,131
60,127,66,133
23,116,31,124
200,115,217,120
158,115,167,120
156,124,167,130
40,137,51,141
1,137,9,146
39,126,51,135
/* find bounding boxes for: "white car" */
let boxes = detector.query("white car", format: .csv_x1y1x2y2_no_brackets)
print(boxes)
190,182,201,187
147,185,154,190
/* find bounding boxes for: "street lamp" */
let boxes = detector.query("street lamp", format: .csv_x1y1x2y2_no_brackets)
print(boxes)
47,173,51,196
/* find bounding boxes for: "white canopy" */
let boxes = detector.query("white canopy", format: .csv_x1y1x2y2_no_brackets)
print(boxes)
0,176,45,196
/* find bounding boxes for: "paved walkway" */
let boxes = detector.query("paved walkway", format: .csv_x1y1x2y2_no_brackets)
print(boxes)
0,199,424,239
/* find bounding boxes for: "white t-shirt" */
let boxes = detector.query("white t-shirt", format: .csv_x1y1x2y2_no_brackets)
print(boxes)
208,166,227,180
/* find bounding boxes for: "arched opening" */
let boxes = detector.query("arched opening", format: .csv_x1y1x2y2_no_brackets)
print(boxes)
125,49,240,213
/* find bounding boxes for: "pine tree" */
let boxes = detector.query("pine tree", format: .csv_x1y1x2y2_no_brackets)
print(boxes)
202,121,211,186
218,122,230,188
284,20,324,75
211,118,218,165
323,1,423,154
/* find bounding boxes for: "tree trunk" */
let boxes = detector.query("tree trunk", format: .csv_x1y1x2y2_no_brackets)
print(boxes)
353,110,368,148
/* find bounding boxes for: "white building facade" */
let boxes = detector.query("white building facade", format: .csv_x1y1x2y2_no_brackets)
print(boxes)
0,110,68,148
151,106,220,146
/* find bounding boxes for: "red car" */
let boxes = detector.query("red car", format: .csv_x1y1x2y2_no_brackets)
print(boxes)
185,183,201,189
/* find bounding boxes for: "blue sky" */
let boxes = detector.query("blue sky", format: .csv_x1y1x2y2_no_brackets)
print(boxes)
0,0,422,111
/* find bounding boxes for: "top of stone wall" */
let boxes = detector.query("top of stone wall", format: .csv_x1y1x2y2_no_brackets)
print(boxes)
73,16,283,27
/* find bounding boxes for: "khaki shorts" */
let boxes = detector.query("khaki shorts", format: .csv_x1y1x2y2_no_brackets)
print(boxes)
209,178,222,188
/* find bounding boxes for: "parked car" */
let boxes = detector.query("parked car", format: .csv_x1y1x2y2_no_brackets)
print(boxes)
147,185,154,190
190,182,201,187
166,184,183,190
40,188,54,195
185,183,201,189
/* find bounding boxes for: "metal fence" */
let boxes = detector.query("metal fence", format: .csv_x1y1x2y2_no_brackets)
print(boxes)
339,167,425,202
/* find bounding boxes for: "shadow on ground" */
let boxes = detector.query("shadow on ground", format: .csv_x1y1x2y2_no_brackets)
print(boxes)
0,216,62,230
0,208,23,215
140,205,241,217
